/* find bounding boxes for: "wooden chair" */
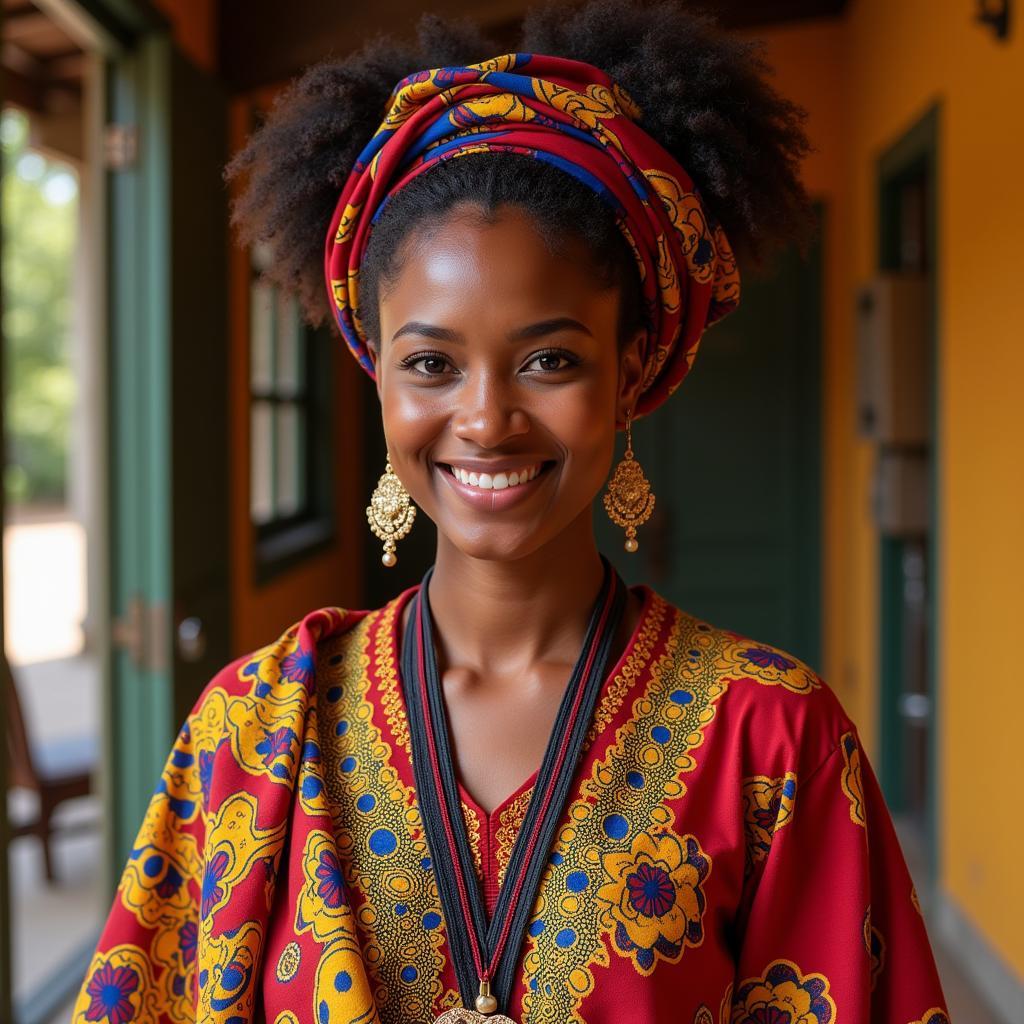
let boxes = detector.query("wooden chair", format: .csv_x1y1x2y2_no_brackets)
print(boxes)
4,651,96,882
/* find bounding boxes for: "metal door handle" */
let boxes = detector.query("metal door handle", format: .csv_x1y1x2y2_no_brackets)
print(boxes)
176,616,206,662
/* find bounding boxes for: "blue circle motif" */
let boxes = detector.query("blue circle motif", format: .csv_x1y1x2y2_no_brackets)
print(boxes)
555,928,577,949
221,965,243,991
356,793,376,813
334,970,352,993
401,966,418,983
652,725,670,744
423,911,442,930
369,828,397,856
670,689,693,705
566,870,589,893
603,814,629,840
340,756,357,773
626,770,645,789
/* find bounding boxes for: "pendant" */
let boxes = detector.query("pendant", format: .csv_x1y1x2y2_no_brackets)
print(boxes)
432,1011,517,1024
432,981,518,1023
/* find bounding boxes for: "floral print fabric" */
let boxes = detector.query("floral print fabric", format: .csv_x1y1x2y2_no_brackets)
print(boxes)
74,583,950,1023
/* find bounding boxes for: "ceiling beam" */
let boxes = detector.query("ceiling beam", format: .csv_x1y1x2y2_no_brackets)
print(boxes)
218,0,848,94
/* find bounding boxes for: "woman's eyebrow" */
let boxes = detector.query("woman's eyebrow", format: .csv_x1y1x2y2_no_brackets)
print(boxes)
391,316,593,343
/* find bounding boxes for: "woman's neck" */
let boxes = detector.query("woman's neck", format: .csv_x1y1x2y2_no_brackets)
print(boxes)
426,511,607,679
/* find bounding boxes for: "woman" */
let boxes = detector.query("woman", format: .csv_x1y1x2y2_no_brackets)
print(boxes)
75,2,952,1022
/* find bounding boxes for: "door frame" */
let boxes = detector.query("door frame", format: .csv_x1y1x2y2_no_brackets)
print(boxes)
875,102,942,887
0,2,170,1020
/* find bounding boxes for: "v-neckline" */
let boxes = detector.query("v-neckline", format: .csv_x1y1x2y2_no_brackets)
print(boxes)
383,578,655,822
456,767,540,825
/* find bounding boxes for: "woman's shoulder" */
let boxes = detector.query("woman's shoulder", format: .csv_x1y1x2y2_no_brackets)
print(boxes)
188,598,399,718
652,594,857,777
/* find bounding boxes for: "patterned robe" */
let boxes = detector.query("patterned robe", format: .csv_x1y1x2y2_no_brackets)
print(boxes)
74,583,951,1024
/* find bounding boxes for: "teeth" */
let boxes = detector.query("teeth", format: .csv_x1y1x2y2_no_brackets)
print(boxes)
449,463,543,490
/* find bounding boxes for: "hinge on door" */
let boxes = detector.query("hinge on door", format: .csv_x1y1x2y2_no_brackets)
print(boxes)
104,123,138,170
112,593,168,673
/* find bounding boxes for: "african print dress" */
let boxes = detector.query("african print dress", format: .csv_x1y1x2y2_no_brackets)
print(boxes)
74,583,952,1024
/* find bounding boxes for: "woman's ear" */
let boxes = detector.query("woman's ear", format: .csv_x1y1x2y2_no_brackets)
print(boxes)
616,328,646,424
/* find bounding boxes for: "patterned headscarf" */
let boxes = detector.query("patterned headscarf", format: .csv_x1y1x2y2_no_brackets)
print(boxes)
324,52,740,416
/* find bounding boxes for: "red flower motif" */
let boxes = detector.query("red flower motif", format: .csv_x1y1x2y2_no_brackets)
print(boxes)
84,960,139,1024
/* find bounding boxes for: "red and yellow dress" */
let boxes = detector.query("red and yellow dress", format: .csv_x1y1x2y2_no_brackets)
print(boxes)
74,584,951,1024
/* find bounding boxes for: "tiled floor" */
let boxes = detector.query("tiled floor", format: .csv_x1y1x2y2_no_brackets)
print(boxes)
11,812,103,1015
8,653,106,1023
895,818,1009,1024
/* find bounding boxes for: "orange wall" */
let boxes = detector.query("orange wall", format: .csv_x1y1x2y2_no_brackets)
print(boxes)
227,94,366,654
749,2,1024,978
150,0,217,73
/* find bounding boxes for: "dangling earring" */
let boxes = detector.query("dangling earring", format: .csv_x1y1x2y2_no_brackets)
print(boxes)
366,454,417,567
603,409,655,553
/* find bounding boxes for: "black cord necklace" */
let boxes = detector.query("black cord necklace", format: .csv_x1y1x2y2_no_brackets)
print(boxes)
400,557,628,1021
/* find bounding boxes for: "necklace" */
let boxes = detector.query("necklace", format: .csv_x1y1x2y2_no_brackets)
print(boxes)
400,558,627,1022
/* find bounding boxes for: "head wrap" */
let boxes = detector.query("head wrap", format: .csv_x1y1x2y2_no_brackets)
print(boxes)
324,52,740,416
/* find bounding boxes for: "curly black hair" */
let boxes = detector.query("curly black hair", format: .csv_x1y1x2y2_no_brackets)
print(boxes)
224,0,816,349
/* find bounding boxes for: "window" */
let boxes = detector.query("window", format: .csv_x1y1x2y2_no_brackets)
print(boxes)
249,240,334,579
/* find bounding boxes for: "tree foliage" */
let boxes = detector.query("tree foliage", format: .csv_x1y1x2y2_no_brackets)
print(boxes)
2,106,78,505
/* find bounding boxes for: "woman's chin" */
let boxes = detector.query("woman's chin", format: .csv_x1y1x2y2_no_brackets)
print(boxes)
437,523,561,564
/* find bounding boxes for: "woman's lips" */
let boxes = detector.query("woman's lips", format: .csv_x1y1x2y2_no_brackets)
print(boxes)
436,460,553,511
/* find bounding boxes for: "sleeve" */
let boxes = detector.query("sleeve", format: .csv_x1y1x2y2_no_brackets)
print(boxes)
732,726,952,1024
71,673,230,1024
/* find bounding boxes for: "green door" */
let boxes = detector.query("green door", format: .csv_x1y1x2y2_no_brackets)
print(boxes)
106,31,231,871
0,10,230,1016
599,214,824,669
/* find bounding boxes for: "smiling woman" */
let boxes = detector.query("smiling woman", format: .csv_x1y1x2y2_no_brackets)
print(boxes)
374,208,638,565
74,2,951,1024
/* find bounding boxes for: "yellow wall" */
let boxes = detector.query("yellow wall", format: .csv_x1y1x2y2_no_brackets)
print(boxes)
748,1,1024,978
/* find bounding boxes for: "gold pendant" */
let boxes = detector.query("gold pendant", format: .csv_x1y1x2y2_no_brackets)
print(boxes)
432,1012,517,1024
433,981,517,1023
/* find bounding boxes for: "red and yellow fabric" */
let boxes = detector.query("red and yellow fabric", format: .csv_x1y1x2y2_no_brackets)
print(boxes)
75,586,950,1023
323,52,741,417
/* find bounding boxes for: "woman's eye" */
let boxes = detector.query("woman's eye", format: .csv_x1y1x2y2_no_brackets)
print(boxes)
402,353,453,376
526,351,575,372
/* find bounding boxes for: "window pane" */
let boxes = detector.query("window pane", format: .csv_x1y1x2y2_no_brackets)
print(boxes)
251,400,274,523
275,401,305,517
276,293,304,396
250,280,274,392
252,240,274,273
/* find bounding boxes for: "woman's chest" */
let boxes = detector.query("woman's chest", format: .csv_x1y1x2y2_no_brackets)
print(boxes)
257,667,750,1024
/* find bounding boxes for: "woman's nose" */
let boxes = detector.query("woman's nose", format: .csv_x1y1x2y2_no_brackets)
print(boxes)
450,371,530,448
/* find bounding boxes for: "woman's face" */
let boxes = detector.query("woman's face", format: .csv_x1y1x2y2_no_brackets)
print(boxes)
372,203,644,563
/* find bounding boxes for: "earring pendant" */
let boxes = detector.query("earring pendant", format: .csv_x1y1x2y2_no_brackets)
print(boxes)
603,411,655,553
367,458,416,567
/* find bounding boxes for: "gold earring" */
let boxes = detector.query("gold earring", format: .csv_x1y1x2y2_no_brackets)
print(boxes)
367,454,417,567
603,409,655,553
